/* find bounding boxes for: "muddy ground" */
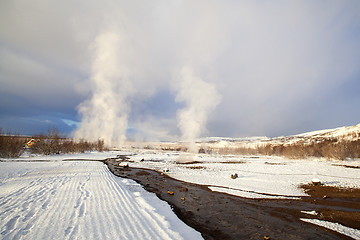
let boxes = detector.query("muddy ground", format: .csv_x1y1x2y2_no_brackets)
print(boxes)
106,158,360,240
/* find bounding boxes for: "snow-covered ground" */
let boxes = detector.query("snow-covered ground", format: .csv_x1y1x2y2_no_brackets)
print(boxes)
126,150,360,199
0,155,202,240
1,150,359,239
4,150,360,199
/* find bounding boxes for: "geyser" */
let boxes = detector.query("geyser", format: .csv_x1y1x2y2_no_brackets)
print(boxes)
175,66,221,160
74,28,133,147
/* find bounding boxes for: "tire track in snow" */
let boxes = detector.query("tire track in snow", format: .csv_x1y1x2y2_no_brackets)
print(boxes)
103,163,175,239
92,162,139,239
0,161,202,240
102,166,178,239
0,176,59,239
102,167,154,239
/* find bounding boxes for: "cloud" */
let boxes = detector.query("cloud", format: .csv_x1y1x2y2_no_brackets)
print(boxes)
1,0,359,140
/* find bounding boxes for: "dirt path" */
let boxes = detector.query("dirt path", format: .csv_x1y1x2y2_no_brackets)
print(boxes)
106,158,359,240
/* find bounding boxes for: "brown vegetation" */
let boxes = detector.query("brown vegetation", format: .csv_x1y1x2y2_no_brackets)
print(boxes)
257,139,360,160
0,129,25,158
136,137,359,160
0,128,107,158
205,138,360,160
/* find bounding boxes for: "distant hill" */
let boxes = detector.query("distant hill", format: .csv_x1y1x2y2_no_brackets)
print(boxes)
198,124,360,160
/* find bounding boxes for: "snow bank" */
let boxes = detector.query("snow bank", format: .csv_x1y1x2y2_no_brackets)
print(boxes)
301,218,360,240
0,161,202,240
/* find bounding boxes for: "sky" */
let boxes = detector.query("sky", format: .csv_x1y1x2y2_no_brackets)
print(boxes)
1,0,360,144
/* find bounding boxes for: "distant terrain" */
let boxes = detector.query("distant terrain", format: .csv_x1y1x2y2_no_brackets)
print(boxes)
0,124,359,239
135,123,360,160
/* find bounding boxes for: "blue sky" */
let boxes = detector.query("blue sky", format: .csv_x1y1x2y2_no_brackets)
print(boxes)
1,0,360,141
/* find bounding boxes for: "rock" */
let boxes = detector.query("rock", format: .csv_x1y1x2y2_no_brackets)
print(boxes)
119,162,129,168
312,178,321,186
198,148,206,154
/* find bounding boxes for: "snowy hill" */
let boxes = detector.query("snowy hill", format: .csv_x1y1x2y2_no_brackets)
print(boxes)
200,123,360,146
270,124,360,146
192,124,360,160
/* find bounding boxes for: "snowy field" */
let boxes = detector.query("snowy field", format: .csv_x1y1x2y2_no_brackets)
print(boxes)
126,150,360,199
3,149,360,199
0,155,202,240
1,150,360,239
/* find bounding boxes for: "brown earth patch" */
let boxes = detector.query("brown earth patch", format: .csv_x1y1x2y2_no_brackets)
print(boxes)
332,164,360,169
219,161,247,164
264,162,287,165
300,184,360,198
300,184,360,230
184,166,205,170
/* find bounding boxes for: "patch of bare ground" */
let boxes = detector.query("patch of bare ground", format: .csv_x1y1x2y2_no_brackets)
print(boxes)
135,170,151,176
331,164,360,169
176,161,202,164
106,158,357,240
264,162,287,165
300,184,360,230
219,161,246,164
184,166,206,170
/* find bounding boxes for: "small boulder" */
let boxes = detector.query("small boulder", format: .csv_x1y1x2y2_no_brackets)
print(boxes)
312,178,321,186
119,162,129,168
231,173,239,179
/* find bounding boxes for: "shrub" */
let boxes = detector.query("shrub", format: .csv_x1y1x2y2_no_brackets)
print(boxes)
0,129,25,158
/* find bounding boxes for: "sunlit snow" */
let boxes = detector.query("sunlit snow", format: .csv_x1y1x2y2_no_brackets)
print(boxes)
0,158,202,240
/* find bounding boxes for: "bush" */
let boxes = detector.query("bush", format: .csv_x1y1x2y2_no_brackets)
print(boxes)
0,129,25,158
30,129,108,155
0,127,108,158
30,128,63,155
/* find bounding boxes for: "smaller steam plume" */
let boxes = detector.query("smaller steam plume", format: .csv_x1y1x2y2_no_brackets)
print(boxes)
74,28,133,147
175,66,221,162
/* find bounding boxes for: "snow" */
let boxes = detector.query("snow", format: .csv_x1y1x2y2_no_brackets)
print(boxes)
301,218,360,240
195,123,360,148
1,148,359,239
300,210,318,216
3,149,360,200
127,150,360,199
0,159,203,240
1,150,122,162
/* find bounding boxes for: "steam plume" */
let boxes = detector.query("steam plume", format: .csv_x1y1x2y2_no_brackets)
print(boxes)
176,66,221,154
74,28,133,147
